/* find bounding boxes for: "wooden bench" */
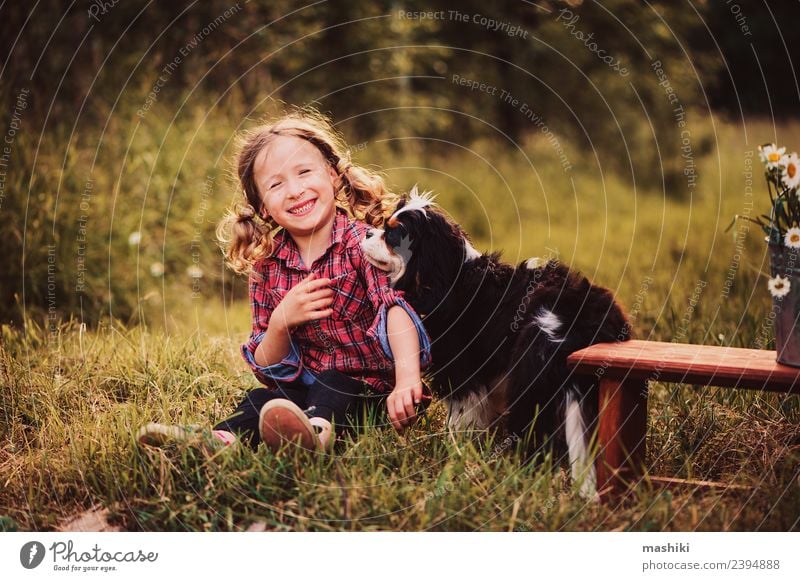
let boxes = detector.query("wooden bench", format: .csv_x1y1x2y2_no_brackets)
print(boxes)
566,340,800,500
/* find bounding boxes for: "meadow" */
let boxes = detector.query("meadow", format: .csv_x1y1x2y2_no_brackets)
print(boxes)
1,113,799,531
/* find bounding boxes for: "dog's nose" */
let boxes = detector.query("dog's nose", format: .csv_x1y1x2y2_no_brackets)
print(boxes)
365,230,374,239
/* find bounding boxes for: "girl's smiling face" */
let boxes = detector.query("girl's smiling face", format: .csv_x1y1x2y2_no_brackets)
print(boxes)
254,135,338,238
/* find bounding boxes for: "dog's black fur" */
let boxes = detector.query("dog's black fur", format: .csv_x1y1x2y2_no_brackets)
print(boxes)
362,194,633,486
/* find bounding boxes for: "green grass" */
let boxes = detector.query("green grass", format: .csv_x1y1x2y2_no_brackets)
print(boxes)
1,307,798,531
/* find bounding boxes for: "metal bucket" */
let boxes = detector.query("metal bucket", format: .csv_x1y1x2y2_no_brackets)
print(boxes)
768,242,800,367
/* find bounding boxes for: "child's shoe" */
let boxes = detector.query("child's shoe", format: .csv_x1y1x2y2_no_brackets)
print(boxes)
259,400,324,452
309,415,334,451
136,422,236,452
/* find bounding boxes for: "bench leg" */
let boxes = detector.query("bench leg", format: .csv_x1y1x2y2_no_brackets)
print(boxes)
596,377,648,501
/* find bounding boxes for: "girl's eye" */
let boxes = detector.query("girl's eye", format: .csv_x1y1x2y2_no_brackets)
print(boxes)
299,169,310,175
269,181,282,190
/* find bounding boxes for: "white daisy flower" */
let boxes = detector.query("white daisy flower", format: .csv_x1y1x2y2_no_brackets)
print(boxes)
759,144,786,169
150,262,165,277
780,152,800,190
186,265,203,279
768,274,791,298
785,227,800,248
128,231,141,246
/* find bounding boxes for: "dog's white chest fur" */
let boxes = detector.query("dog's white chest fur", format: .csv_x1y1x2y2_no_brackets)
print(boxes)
445,377,509,430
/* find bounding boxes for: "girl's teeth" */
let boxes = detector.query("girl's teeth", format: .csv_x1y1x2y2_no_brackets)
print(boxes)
290,200,314,214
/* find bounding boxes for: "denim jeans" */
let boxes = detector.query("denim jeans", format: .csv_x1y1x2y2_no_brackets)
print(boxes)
213,369,386,448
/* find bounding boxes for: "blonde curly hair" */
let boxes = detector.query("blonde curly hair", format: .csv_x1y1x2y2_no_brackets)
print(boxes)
217,108,398,275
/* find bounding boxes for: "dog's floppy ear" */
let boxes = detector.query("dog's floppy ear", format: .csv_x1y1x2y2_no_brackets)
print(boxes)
397,210,465,312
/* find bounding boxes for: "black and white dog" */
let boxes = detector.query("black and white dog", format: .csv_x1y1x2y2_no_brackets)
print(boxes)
361,189,632,497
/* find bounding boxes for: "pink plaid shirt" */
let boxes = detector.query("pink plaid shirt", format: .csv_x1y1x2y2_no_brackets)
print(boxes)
242,209,431,393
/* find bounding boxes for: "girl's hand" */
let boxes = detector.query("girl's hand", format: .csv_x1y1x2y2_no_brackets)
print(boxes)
387,380,423,432
271,272,334,331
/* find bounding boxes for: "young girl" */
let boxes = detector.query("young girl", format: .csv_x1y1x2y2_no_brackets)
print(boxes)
138,110,431,452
